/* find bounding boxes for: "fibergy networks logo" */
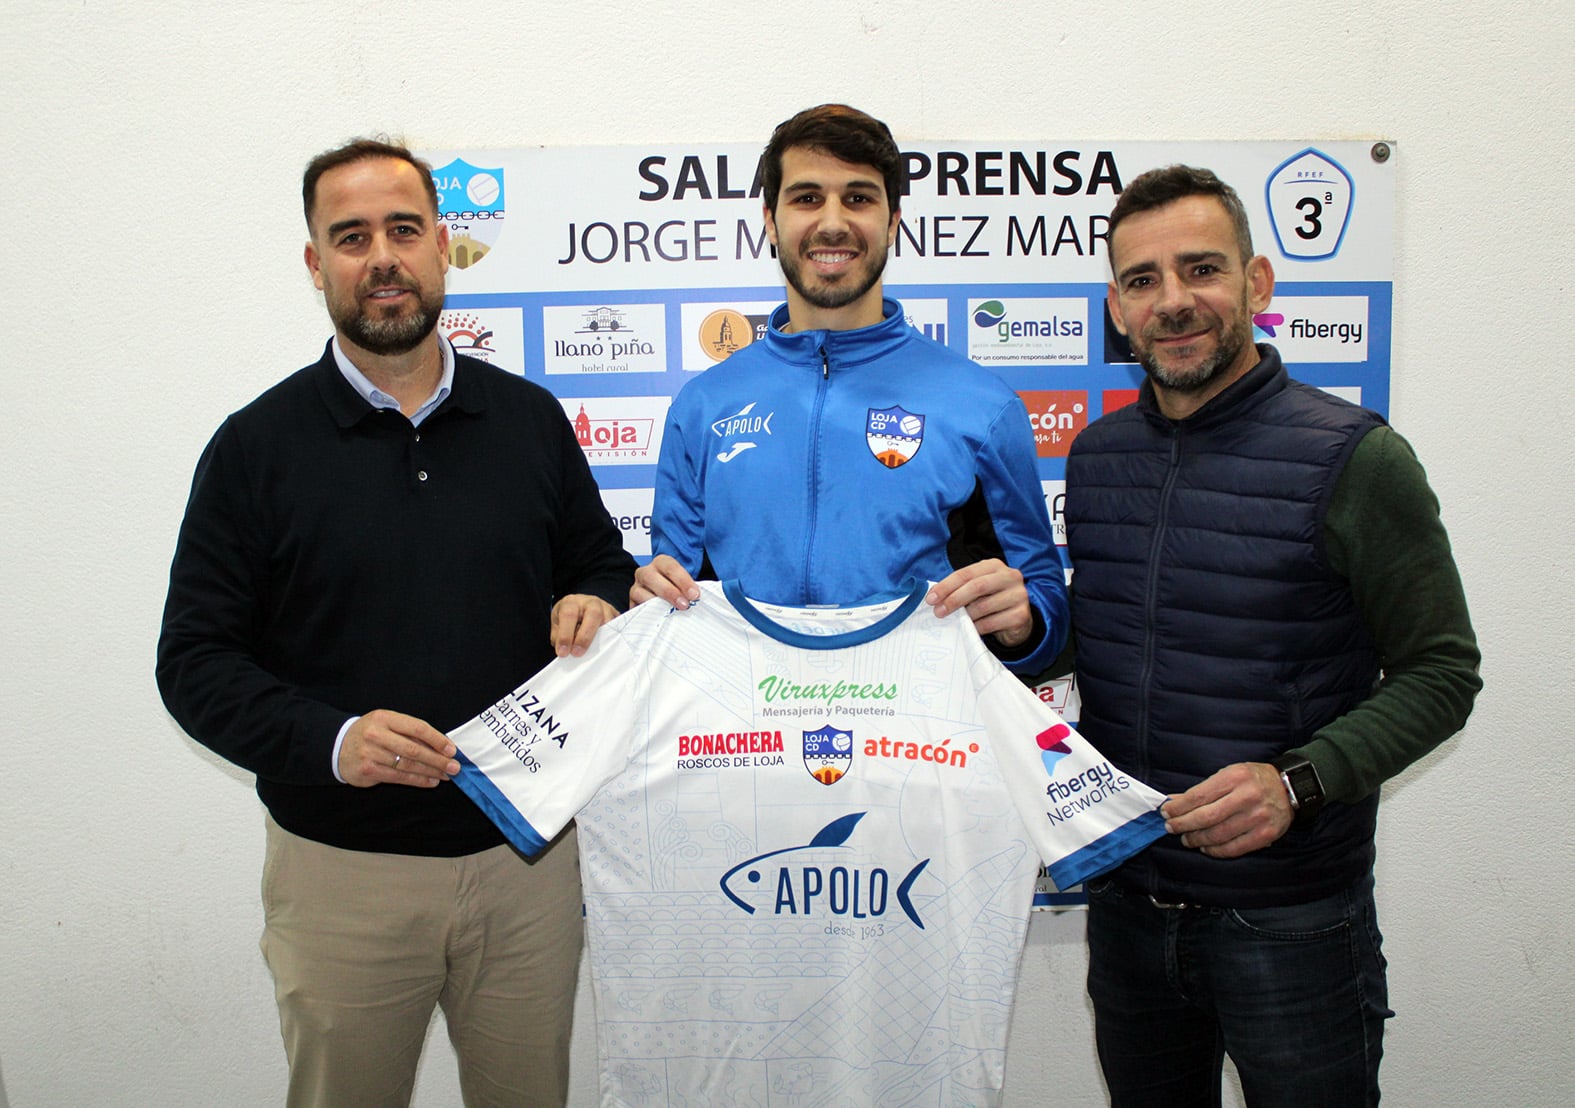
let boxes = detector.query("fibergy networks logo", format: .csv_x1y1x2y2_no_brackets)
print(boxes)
803,724,853,785
866,406,925,468
719,812,930,928
1253,311,1287,338
1037,721,1076,775
710,401,774,464
430,158,505,269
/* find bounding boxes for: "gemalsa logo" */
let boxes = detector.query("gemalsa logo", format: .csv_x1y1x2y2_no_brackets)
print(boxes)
866,406,924,468
430,157,504,269
803,724,853,785
562,396,669,465
968,298,1088,365
719,812,930,927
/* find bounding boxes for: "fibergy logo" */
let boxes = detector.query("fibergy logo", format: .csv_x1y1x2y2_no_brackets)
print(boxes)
719,812,930,927
1037,722,1075,776
803,724,853,785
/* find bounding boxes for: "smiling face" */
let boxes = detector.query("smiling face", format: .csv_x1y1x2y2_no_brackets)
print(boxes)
1107,194,1274,420
764,145,900,332
304,156,449,360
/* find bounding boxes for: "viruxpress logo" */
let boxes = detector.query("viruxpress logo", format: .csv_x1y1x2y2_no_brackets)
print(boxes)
719,813,929,927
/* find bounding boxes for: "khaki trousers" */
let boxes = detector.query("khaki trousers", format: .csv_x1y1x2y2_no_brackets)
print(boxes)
259,817,583,1108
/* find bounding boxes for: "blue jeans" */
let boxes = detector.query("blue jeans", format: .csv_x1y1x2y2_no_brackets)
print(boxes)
1085,871,1391,1107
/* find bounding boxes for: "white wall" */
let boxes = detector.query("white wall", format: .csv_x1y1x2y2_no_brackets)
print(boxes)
2,2,1570,1104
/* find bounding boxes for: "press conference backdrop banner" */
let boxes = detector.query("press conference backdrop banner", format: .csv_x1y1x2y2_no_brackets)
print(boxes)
423,139,1395,904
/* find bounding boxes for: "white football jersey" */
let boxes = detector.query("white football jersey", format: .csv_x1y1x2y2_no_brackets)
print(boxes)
452,580,1166,1106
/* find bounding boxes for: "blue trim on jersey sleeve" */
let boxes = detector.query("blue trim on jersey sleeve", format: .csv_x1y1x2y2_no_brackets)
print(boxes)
721,578,929,649
451,751,552,857
1044,810,1168,891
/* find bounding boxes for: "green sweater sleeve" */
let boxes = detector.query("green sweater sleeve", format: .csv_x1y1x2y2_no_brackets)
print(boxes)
1294,426,1482,802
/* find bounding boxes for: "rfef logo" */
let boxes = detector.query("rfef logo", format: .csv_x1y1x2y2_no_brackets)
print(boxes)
1266,148,1354,261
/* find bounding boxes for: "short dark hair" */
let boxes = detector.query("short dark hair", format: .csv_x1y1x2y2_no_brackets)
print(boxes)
1107,164,1255,264
760,104,906,215
302,137,439,234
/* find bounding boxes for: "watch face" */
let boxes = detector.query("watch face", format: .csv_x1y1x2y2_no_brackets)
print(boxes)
1291,765,1316,800
1283,763,1324,811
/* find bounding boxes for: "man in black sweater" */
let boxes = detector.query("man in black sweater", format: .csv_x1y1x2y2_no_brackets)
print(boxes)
157,139,634,1107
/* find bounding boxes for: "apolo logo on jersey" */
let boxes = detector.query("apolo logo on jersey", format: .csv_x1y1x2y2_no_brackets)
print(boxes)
803,724,853,785
866,406,925,468
719,812,930,927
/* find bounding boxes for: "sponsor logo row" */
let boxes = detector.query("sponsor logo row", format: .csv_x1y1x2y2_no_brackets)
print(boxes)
438,293,1373,377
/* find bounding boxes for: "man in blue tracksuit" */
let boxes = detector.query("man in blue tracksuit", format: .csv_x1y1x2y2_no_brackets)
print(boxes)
636,104,1068,674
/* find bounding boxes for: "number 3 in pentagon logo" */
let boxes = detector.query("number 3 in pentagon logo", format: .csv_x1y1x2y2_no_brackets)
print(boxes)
866,405,925,468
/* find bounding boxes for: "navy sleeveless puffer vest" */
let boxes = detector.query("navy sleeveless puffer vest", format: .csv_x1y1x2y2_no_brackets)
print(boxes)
1066,348,1384,906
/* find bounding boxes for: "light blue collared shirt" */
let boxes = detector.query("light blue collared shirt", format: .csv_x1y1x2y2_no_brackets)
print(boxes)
327,334,457,781
331,334,456,426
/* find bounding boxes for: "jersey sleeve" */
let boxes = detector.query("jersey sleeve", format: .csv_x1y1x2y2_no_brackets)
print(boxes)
449,614,644,855
975,394,1071,673
972,640,1168,889
650,390,708,575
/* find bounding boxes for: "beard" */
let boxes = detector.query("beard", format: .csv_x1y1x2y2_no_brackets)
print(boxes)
778,236,889,312
329,271,444,356
1133,303,1254,395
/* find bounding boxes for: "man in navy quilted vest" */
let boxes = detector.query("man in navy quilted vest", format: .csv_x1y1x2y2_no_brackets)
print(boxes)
1065,164,1480,1107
